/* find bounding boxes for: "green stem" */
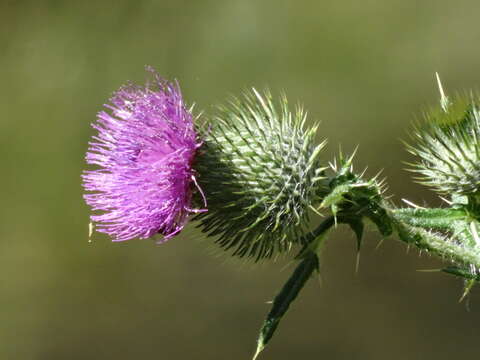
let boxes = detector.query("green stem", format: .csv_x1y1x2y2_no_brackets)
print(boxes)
393,208,467,231
298,216,336,254
390,209,480,271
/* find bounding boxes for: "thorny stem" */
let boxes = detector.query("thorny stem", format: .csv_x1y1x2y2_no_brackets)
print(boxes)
390,208,480,272
298,216,336,254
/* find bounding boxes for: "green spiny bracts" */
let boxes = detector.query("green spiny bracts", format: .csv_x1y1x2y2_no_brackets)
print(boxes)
399,77,480,286
318,153,392,252
407,92,480,198
194,89,328,261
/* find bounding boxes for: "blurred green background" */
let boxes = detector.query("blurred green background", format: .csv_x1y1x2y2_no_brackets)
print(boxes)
2,1,480,359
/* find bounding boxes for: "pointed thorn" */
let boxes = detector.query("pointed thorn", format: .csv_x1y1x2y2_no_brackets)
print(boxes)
401,198,426,209
309,205,323,217
88,222,94,243
459,279,476,303
252,343,263,360
346,146,358,167
439,196,453,205
416,268,442,273
329,159,337,172
355,251,361,274
359,166,368,178
435,72,449,112
372,168,384,181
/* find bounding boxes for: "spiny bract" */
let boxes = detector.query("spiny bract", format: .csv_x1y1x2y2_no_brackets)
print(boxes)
408,93,480,197
194,89,327,261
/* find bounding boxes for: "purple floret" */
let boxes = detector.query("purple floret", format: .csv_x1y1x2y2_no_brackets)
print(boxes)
82,68,203,242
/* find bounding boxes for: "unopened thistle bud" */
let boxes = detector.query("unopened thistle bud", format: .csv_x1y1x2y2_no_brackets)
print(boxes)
194,89,328,260
408,93,480,198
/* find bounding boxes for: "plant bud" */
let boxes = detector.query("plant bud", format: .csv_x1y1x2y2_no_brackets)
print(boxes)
194,89,327,260
408,94,480,198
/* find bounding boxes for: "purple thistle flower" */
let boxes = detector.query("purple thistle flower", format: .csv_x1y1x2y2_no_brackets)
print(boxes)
82,67,204,242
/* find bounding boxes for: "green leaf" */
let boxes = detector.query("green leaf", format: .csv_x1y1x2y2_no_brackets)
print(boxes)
348,219,364,251
319,184,351,211
366,205,393,237
253,251,319,360
442,266,480,280
348,219,364,271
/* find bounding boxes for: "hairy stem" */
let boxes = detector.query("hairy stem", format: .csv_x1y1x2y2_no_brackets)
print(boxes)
390,209,480,272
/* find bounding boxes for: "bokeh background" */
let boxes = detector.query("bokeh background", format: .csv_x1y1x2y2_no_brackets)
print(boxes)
2,1,480,359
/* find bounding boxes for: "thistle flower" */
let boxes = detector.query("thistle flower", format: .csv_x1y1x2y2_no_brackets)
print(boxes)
82,68,203,242
194,89,327,260
407,93,480,197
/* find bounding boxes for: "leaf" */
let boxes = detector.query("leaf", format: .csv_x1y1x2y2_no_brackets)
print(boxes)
349,220,364,251
364,211,390,237
253,251,319,360
319,184,351,211
348,219,364,272
442,266,480,280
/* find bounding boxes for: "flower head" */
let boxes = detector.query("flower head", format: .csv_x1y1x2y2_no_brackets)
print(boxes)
82,68,202,242
408,93,480,197
194,89,327,261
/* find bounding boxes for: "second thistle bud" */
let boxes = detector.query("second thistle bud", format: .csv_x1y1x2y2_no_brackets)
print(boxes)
194,89,328,260
408,93,480,199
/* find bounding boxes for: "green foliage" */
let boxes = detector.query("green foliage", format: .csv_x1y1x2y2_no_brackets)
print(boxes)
194,89,328,261
253,216,335,360
396,88,480,285
253,251,320,360
251,153,393,359
193,82,480,359
321,152,392,239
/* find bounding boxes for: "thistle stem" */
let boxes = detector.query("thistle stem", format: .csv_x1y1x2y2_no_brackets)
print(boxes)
390,209,480,272
311,216,336,240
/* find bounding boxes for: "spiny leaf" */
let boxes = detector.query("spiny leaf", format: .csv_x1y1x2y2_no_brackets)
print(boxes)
363,203,393,238
253,251,319,360
348,219,364,271
442,266,480,280
349,219,365,251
